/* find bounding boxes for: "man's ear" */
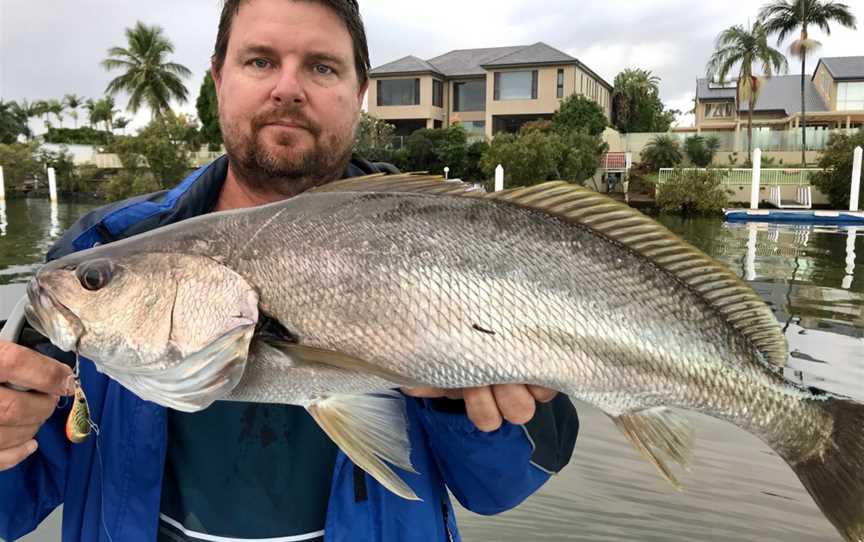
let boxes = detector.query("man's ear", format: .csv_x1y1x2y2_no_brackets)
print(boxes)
356,79,369,107
211,60,223,99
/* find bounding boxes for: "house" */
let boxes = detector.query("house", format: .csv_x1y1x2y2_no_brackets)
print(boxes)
692,55,864,135
367,42,612,140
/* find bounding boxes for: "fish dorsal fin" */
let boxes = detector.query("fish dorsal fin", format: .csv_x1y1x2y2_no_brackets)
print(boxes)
314,175,788,366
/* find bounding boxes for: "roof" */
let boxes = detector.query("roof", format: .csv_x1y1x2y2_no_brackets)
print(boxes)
368,55,442,76
481,42,575,68
370,42,612,88
813,56,864,81
696,75,828,114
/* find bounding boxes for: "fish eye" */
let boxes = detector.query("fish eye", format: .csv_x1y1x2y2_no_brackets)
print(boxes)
76,260,115,292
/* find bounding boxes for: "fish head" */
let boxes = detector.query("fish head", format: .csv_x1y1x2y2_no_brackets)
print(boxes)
26,249,260,411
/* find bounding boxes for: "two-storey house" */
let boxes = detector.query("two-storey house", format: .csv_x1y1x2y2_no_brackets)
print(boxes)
367,42,612,140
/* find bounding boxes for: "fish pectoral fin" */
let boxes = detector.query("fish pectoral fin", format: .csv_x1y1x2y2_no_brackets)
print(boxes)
269,343,424,388
308,391,421,501
610,407,695,490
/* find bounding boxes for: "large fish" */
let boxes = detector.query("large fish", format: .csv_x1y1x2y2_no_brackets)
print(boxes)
24,175,864,541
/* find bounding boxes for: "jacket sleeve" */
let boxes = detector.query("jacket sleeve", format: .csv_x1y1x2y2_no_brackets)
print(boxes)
411,394,579,516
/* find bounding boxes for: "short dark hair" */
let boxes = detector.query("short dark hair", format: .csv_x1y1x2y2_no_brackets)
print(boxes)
212,0,371,86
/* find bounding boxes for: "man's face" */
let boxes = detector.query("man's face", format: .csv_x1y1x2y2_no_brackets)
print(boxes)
213,0,367,192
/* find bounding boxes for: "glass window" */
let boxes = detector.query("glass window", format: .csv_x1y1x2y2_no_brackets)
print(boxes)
377,78,420,106
432,80,443,108
495,71,537,101
705,102,735,118
458,120,486,136
557,69,565,98
838,82,864,111
453,80,486,111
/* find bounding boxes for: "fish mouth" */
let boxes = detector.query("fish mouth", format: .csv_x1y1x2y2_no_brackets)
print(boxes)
25,278,84,352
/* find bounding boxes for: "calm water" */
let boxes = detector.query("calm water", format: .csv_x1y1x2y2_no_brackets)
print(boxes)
1,200,861,542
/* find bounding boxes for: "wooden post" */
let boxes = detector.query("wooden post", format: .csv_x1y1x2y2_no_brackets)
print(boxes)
850,146,862,212
495,164,504,192
750,148,762,210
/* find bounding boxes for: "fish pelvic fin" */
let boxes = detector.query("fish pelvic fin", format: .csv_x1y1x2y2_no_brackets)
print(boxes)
786,399,864,542
611,407,694,490
307,391,421,501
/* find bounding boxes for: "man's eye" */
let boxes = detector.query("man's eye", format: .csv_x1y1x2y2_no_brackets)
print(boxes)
251,58,271,69
314,64,334,75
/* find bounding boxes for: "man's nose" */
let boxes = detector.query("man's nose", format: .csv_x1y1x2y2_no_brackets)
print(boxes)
270,65,306,105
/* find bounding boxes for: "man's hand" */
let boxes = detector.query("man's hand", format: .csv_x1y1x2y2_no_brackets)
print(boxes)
403,385,557,432
0,341,74,471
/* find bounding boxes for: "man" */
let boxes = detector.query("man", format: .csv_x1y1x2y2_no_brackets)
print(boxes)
0,1,579,540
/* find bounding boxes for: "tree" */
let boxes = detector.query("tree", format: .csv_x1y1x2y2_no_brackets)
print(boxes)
707,21,788,159
196,71,222,149
354,112,395,157
0,100,30,144
552,95,607,137
63,94,84,128
89,97,119,133
611,69,677,133
46,99,65,128
760,0,857,164
0,143,43,191
102,21,192,118
403,125,469,177
656,169,732,215
108,111,193,190
810,130,864,208
113,116,131,135
641,135,683,171
684,135,720,167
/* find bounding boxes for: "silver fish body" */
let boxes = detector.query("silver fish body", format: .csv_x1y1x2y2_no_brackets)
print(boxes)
26,177,864,540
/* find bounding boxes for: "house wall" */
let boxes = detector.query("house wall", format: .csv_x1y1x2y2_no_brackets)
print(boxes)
367,74,445,128
813,63,838,110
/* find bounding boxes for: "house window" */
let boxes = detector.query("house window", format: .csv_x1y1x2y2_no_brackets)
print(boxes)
432,80,443,108
705,102,735,118
458,120,486,137
494,70,538,101
837,82,864,111
453,79,486,111
377,78,420,106
557,69,565,98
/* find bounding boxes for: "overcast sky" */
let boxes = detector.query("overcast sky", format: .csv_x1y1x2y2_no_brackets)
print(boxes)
1,0,862,130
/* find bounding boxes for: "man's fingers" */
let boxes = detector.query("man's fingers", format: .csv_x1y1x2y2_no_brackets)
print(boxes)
401,387,445,398
527,385,558,403
492,384,536,425
0,341,74,396
0,424,41,449
0,387,59,426
463,387,502,432
0,440,38,471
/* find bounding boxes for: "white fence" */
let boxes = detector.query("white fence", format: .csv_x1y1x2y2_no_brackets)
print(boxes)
658,167,825,186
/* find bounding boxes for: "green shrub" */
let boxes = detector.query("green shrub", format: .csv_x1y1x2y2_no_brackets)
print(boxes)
403,125,469,177
552,95,607,137
104,170,161,202
640,135,682,171
0,143,42,192
811,130,864,209
656,169,731,215
684,135,719,167
44,126,113,145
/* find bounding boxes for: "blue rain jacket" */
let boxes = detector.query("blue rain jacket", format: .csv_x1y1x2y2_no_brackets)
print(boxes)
0,156,579,542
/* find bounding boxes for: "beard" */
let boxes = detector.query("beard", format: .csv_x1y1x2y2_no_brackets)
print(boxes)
220,105,356,196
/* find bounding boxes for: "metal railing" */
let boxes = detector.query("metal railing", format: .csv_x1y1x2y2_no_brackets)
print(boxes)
658,167,825,186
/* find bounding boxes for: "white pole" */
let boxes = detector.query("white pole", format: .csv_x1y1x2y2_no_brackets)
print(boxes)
850,146,862,212
443,166,450,180
494,164,504,192
842,226,857,290
750,148,761,210
47,167,58,203
0,166,5,202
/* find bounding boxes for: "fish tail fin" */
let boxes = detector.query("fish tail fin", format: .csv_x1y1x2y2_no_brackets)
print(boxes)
786,398,864,542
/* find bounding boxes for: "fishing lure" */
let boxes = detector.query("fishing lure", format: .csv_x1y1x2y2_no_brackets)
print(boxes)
65,356,92,444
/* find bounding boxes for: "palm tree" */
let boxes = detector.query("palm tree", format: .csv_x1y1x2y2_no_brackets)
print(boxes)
612,68,662,133
759,0,857,164
707,21,788,158
46,99,65,128
89,96,119,133
63,94,84,128
102,21,192,118
113,116,131,135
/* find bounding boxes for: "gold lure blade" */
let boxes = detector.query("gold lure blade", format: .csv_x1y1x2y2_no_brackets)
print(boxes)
66,383,91,444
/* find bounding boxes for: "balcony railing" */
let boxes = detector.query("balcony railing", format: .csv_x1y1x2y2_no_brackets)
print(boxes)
658,167,826,186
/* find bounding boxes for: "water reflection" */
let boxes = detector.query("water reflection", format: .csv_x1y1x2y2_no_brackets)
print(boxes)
0,201,6,237
49,201,60,240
